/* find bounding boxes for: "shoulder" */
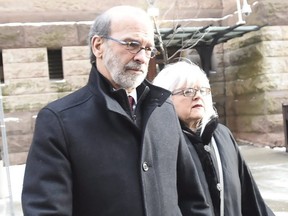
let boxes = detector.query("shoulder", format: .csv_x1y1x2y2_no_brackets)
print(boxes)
143,79,174,107
45,85,93,113
214,123,237,143
215,123,233,135
145,79,171,96
214,123,239,149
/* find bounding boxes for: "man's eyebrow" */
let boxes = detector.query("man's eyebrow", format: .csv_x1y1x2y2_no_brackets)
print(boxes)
123,37,154,46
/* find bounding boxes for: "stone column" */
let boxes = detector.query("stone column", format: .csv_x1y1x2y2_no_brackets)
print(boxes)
222,26,288,146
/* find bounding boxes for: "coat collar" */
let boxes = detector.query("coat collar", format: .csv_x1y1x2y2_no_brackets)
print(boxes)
182,117,219,145
87,64,171,113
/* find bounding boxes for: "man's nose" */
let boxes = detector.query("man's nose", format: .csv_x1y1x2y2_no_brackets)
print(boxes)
133,49,149,63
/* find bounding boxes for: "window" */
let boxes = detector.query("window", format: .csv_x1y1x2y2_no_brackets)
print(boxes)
0,51,4,83
47,49,63,80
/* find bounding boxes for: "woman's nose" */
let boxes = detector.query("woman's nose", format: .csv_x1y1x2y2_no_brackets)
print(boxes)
192,90,201,100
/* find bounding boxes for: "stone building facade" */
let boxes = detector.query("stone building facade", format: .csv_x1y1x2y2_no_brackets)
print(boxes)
0,0,288,164
211,26,288,147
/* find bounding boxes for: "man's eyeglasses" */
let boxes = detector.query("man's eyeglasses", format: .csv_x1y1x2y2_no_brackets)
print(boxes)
102,36,158,58
172,87,211,97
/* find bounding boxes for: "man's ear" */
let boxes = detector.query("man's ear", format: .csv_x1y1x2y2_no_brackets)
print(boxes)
91,36,104,58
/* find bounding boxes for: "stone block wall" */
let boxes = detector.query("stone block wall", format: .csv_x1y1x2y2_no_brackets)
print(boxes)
1,27,287,165
0,0,287,165
207,44,226,123
212,26,288,147
0,46,90,164
0,22,91,49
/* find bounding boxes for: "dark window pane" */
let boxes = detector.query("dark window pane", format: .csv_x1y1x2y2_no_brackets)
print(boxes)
0,51,4,83
48,49,63,80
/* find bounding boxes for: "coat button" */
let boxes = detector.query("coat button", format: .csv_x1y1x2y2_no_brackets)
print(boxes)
142,162,149,172
217,183,222,191
204,145,211,152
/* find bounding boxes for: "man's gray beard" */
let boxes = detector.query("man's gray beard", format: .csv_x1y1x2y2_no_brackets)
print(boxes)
104,49,147,89
115,77,143,89
114,62,147,89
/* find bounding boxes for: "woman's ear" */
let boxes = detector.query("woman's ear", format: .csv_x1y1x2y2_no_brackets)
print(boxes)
91,36,104,58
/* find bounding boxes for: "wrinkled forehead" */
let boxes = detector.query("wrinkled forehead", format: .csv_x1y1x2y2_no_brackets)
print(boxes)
108,7,154,39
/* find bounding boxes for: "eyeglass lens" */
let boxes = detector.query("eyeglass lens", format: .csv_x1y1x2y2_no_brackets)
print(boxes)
172,88,211,97
184,88,210,97
125,42,157,58
103,36,157,58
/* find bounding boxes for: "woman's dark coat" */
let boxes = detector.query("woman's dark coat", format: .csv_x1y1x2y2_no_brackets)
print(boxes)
22,65,211,216
182,119,275,216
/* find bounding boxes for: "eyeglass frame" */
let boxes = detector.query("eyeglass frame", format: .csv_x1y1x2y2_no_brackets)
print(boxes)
172,87,211,97
102,36,158,58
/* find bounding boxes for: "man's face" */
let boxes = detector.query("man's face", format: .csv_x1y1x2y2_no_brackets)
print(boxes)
99,14,155,92
102,40,149,91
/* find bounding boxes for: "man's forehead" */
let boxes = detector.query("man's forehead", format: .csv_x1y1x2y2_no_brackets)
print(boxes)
110,18,154,41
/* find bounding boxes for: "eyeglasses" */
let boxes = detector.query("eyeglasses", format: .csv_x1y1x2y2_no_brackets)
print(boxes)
102,36,158,58
172,87,211,97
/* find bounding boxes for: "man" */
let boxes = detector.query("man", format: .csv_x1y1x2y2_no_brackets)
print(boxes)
22,6,211,216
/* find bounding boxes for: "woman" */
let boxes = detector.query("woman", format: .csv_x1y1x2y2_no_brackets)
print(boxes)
153,61,275,216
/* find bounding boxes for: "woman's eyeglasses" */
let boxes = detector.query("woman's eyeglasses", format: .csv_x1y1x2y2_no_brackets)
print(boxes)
172,87,211,97
102,36,158,58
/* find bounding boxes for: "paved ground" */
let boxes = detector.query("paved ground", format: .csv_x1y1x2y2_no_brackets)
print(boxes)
239,145,288,215
0,144,288,216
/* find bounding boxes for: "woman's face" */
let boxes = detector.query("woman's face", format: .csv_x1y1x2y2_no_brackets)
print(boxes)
172,80,211,129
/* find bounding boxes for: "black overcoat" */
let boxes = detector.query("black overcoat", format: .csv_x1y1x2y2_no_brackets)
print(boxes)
183,121,275,216
22,65,211,216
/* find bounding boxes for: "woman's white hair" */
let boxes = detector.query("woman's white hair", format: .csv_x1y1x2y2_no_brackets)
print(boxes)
153,61,218,135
